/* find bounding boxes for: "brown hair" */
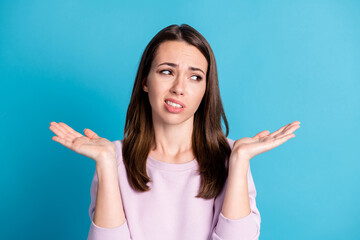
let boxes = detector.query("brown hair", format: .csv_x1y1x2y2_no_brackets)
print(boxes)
122,24,231,199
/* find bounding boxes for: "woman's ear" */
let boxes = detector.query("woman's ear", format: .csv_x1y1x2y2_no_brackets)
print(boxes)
143,78,149,92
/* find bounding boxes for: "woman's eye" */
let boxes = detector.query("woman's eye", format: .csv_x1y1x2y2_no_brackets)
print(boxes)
191,75,202,81
160,70,172,75
159,70,202,81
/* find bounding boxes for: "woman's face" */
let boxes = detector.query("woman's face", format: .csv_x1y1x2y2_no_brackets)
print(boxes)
143,40,208,126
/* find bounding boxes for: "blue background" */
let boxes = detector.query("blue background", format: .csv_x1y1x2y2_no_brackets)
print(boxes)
1,0,359,239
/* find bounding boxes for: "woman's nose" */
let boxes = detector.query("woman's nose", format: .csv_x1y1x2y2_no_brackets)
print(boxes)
170,75,185,95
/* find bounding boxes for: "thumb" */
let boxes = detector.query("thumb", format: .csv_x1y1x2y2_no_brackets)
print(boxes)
84,128,100,139
253,130,270,139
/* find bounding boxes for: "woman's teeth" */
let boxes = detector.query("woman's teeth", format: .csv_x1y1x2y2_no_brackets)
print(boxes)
166,101,183,108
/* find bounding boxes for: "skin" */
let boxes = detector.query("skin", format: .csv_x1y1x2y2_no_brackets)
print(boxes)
222,120,301,219
49,39,301,226
49,122,125,228
143,40,207,163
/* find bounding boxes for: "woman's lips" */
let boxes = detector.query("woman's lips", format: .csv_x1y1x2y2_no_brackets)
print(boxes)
164,101,185,113
164,98,186,108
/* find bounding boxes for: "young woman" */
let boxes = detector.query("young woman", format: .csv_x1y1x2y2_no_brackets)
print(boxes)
49,24,300,240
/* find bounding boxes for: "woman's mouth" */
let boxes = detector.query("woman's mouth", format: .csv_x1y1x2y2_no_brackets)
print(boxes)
164,100,185,113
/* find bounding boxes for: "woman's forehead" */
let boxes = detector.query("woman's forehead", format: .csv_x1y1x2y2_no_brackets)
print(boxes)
153,41,208,71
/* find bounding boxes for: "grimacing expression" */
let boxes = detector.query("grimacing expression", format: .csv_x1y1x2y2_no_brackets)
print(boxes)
143,40,208,125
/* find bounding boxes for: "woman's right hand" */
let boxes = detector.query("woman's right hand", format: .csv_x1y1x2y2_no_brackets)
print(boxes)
49,122,116,164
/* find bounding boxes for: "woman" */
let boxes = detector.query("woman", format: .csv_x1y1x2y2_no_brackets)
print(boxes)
49,24,300,240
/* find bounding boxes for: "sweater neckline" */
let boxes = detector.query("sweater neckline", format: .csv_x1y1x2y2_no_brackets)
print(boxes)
147,155,198,171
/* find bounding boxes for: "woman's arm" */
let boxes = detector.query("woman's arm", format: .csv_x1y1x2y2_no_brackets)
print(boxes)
87,151,131,240
93,154,126,228
222,121,300,220
211,121,300,240
211,162,260,240
221,159,251,220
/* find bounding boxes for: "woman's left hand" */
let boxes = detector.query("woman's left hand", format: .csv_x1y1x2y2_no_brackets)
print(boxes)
230,120,301,165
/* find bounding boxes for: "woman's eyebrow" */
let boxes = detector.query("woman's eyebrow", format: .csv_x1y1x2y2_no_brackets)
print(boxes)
157,62,205,75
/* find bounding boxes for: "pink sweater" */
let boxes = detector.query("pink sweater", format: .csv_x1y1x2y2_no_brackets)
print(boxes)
87,138,261,240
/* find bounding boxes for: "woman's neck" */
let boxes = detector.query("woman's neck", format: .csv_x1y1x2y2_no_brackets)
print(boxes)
150,116,194,162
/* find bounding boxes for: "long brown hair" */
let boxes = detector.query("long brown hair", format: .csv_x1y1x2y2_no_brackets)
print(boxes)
122,24,231,199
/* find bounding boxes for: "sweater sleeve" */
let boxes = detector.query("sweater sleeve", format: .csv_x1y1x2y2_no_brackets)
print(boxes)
210,165,261,240
86,144,132,240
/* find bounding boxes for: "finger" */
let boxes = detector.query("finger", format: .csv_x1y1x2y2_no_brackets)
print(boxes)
50,126,73,145
49,124,67,139
253,130,270,139
283,124,300,135
269,121,299,138
269,125,288,138
53,122,71,134
63,134,76,144
52,135,73,149
272,132,295,147
273,124,300,139
58,122,83,137
84,129,100,139
55,122,80,139
50,122,70,135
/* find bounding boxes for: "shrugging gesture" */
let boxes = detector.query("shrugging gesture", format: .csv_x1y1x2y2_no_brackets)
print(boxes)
231,120,301,164
49,122,116,163
222,120,301,223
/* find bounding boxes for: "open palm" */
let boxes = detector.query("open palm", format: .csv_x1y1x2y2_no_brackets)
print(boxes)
49,122,116,162
233,121,301,160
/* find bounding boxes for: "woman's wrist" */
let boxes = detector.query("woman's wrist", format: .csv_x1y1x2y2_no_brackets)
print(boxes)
95,152,118,175
228,154,250,177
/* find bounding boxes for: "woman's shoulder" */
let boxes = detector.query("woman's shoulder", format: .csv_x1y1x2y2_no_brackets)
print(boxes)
225,137,235,150
111,139,125,167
